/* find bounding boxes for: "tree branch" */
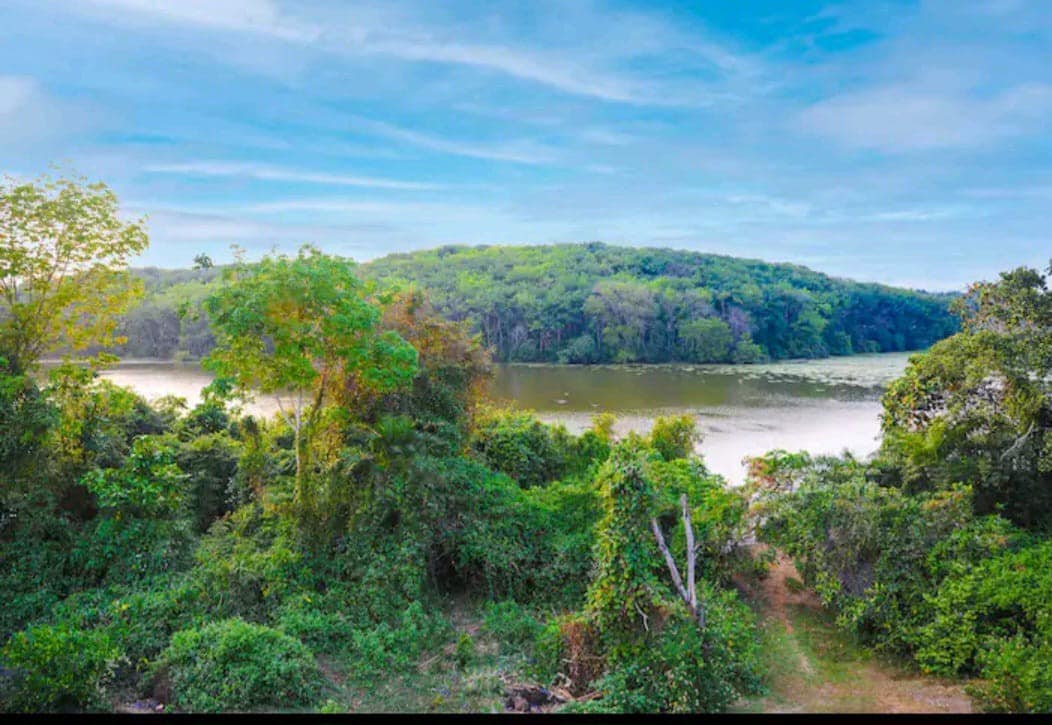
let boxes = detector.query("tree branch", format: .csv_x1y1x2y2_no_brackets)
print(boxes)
651,517,689,604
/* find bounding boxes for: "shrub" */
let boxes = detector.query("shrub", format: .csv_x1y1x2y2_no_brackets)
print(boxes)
648,415,699,462
454,632,475,668
917,538,1052,681
154,618,323,713
345,602,448,679
81,436,185,517
968,636,1052,713
469,408,572,487
759,466,974,654
0,624,120,712
481,601,543,653
175,433,240,532
187,505,308,620
68,515,195,587
0,362,54,479
275,598,356,655
557,587,765,713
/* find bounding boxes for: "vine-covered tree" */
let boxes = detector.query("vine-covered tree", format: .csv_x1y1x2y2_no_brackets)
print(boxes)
202,246,418,507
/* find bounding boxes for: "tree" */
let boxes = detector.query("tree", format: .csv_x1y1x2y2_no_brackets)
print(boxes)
0,172,148,373
677,318,733,363
880,262,1052,528
202,246,418,505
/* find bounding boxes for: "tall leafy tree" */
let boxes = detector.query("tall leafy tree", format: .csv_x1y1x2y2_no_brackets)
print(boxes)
880,263,1052,528
0,172,148,373
202,246,418,503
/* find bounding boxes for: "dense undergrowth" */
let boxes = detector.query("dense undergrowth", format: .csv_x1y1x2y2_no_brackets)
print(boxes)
0,354,765,712
750,265,1052,713
0,184,767,713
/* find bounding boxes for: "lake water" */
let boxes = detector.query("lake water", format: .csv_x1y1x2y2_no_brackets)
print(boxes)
91,352,914,485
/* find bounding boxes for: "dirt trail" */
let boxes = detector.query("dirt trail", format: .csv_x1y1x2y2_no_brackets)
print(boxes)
737,550,972,714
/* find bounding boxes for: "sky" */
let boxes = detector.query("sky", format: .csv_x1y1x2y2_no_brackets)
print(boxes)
1,0,1050,290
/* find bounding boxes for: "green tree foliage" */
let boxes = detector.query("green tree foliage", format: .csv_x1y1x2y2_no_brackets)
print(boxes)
755,451,1052,713
365,243,958,364
108,243,957,365
0,623,120,712
537,432,764,713
678,317,734,363
879,263,1052,528
81,437,184,516
649,415,700,462
469,407,575,487
153,618,323,713
202,246,418,506
0,172,148,373
0,357,55,478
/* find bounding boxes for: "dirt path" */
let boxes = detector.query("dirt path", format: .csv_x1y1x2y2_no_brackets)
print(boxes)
735,550,973,714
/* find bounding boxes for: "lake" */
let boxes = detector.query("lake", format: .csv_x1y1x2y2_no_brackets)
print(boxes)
91,352,914,485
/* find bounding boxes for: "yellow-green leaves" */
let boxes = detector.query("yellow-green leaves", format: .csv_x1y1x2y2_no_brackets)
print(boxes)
0,172,148,372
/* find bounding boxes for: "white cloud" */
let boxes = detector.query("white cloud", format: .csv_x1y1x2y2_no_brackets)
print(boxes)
349,116,559,165
238,198,493,221
81,0,318,41
0,75,98,149
0,76,36,116
65,0,758,106
145,161,442,190
797,81,1052,151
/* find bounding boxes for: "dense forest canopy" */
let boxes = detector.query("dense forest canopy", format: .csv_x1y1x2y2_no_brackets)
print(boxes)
364,243,959,363
114,243,958,364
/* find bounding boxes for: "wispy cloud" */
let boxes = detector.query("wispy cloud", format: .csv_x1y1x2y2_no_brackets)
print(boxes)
67,0,759,107
81,0,318,41
145,161,442,190
238,198,493,220
349,116,559,165
0,74,99,148
797,81,1052,152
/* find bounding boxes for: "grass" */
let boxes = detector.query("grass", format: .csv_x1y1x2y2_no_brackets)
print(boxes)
309,603,538,714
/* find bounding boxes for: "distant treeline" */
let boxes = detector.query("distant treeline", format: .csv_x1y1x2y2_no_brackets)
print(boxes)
117,243,959,363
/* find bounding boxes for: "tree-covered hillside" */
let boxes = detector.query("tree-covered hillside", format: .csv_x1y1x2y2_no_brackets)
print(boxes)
364,243,958,364
118,243,958,364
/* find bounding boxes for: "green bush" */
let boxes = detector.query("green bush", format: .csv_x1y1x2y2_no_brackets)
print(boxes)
758,451,1052,713
187,505,308,620
154,618,323,713
469,408,573,487
454,632,475,668
562,587,765,713
275,597,356,655
648,415,699,462
68,515,195,587
345,602,448,679
759,465,974,654
481,600,543,653
0,362,54,480
918,539,1052,681
0,623,120,712
175,433,240,532
968,636,1052,713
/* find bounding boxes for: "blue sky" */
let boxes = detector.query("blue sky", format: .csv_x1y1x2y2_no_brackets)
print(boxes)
1,0,1049,290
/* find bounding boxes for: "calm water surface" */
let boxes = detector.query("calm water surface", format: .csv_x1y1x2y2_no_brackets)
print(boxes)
93,352,915,485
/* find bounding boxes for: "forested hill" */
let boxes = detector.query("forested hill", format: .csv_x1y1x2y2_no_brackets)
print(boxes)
361,243,959,364
118,243,958,363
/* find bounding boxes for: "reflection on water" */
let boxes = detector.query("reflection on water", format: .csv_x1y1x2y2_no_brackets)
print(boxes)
87,352,915,486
